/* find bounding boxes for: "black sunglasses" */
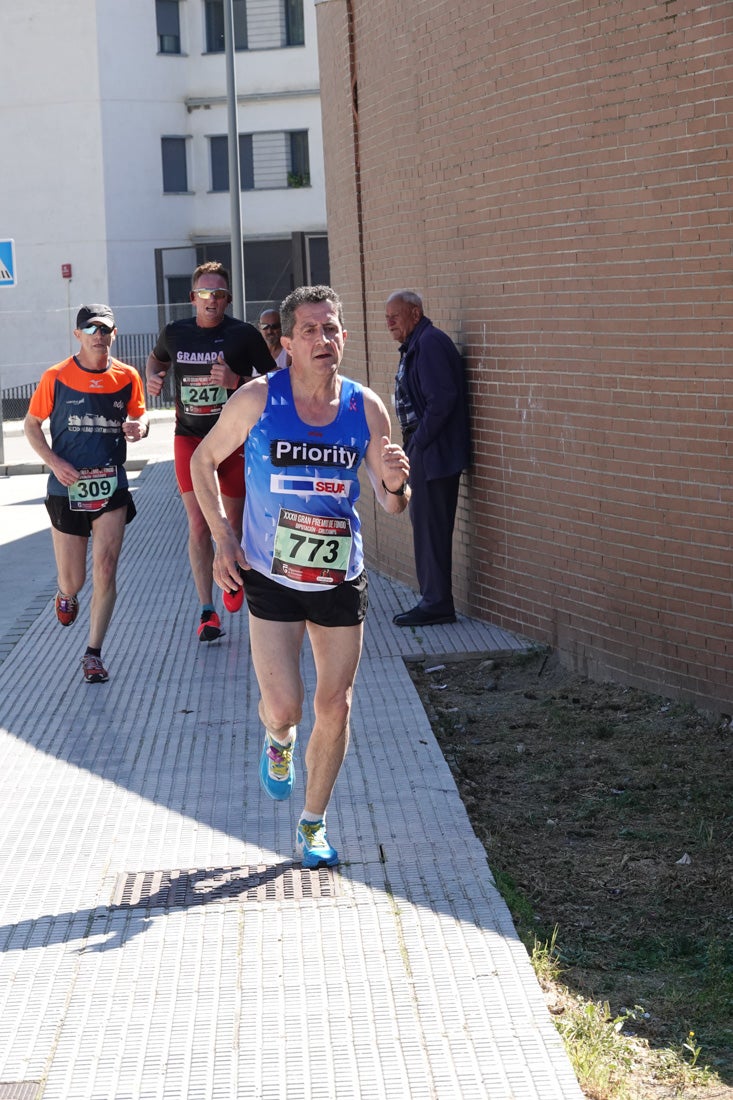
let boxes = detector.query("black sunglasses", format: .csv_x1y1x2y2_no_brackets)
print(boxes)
81,323,114,336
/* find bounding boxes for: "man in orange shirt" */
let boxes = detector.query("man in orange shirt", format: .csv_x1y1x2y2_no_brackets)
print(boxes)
24,304,149,683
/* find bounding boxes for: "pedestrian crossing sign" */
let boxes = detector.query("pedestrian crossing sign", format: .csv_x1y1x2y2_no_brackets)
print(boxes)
0,240,17,287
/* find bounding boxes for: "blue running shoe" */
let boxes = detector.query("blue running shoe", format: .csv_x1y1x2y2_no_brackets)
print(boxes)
259,733,295,801
296,819,339,868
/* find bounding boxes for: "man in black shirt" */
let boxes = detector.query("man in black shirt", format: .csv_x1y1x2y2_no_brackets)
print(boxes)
146,262,272,641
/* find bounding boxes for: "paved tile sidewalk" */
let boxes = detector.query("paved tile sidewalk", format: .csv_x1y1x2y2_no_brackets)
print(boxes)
0,449,584,1099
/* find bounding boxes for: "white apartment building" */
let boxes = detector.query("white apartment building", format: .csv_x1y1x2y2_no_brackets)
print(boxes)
0,0,328,388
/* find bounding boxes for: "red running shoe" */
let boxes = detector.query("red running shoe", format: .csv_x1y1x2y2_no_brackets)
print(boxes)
197,609,224,642
81,653,109,683
223,585,244,613
55,592,79,627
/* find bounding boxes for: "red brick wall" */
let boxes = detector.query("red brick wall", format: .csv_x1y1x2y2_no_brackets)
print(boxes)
316,0,733,711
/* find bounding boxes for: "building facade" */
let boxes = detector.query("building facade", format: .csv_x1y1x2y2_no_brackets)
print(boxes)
315,0,733,710
0,0,328,385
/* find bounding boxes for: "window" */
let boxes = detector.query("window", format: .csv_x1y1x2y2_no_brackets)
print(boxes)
161,137,188,193
240,134,254,189
205,1,304,51
205,0,248,52
210,135,254,191
167,276,192,321
292,232,331,287
210,136,228,192
307,235,330,284
288,130,310,187
210,131,306,191
156,0,181,53
285,0,304,46
245,239,293,311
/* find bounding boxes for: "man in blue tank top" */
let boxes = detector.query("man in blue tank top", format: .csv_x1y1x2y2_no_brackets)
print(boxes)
191,286,410,868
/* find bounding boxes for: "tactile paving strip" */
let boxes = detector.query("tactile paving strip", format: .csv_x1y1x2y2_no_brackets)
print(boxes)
0,460,583,1098
109,862,343,909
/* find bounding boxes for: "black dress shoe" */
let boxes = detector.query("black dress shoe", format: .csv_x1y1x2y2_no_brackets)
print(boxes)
392,606,457,627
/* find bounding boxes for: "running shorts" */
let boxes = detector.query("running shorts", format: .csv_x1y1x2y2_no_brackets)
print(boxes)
243,568,368,627
45,489,136,538
174,434,245,498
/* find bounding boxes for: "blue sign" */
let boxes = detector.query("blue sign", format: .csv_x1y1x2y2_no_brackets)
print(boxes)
0,240,17,287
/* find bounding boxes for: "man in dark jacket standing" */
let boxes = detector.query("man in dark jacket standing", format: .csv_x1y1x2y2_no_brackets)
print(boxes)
386,290,470,626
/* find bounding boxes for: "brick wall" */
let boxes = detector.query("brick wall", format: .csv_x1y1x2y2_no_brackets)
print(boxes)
316,0,733,710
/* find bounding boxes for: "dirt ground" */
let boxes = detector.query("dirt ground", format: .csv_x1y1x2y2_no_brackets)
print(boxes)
407,648,733,1100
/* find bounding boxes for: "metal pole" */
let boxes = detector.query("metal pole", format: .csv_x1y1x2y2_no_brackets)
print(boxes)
223,0,246,319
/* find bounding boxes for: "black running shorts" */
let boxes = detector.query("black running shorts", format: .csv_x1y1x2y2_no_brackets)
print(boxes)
243,568,368,626
45,489,137,538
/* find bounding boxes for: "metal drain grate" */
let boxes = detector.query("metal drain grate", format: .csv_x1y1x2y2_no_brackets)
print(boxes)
0,1085,42,1100
110,862,342,910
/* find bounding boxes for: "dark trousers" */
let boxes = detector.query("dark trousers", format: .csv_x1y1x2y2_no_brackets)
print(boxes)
407,446,461,614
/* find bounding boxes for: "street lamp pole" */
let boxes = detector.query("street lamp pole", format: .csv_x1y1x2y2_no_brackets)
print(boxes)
223,0,245,319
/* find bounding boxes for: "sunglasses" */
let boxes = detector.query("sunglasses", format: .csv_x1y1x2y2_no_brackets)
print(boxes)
81,323,114,335
261,323,281,331
193,288,230,300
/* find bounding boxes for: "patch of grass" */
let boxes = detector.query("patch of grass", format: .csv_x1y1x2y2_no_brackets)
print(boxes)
556,999,640,1100
411,649,733,1099
492,868,537,928
529,924,719,1100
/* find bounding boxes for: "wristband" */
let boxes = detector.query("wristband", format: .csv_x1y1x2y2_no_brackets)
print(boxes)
382,479,407,497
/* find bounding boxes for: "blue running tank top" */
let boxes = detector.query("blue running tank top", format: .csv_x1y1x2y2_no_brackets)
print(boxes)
243,369,371,591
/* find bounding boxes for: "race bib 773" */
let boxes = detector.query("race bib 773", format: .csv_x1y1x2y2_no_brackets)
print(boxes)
271,508,353,585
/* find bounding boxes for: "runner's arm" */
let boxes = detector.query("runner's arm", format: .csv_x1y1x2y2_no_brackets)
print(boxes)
122,411,150,442
23,412,80,487
362,389,411,514
145,352,169,397
208,352,241,391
